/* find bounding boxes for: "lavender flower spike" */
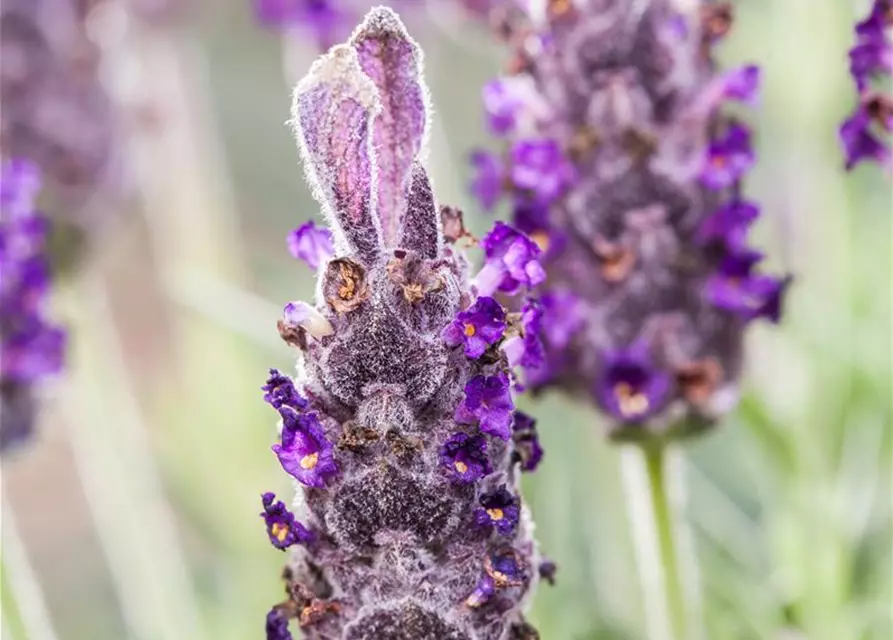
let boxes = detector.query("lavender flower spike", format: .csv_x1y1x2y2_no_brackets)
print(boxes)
0,158,66,451
259,9,542,639
840,0,892,170
471,1,791,440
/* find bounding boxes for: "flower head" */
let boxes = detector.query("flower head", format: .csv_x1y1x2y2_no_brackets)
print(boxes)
439,432,492,483
474,485,520,535
287,220,334,269
442,296,506,359
272,407,338,487
261,492,314,550
455,373,515,440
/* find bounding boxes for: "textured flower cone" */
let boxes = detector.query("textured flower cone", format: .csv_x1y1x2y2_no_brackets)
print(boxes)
261,9,541,639
473,0,789,441
0,0,116,208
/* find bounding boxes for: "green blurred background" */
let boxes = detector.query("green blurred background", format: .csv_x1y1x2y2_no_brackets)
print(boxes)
1,1,890,639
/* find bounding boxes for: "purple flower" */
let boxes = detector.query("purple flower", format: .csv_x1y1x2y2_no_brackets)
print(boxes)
510,139,574,203
705,251,790,323
442,296,507,359
287,221,334,269
511,410,543,472
262,369,308,411
849,37,893,90
464,574,496,608
470,150,505,211
261,492,314,550
474,222,545,297
840,105,891,170
719,65,760,103
539,291,584,350
483,79,524,135
272,407,338,487
538,560,557,585
486,549,526,587
474,485,520,535
696,199,760,253
439,432,492,484
254,0,347,48
455,373,515,440
502,298,545,371
700,123,755,190
265,605,294,640
596,346,671,422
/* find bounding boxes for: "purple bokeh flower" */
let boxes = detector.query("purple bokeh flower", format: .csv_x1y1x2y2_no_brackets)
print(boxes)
287,220,334,269
439,432,492,484
700,123,755,190
474,222,545,297
596,346,671,423
0,158,65,450
705,251,790,323
510,139,574,203
442,296,506,359
502,298,545,371
841,0,892,169
474,485,520,535
455,373,515,440
470,150,505,211
483,78,525,135
511,410,543,473
261,492,314,550
696,199,760,253
272,407,338,487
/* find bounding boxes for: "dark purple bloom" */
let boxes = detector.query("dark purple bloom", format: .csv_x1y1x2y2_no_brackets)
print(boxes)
441,296,506,359
510,138,574,203
502,298,545,371
0,158,65,449
265,605,294,640
272,407,338,487
464,574,496,608
596,346,671,423
262,369,308,411
705,251,790,323
511,410,543,473
470,150,505,211
474,222,545,297
696,199,760,252
700,123,755,190
483,78,524,135
719,65,760,104
439,432,492,483
455,373,515,440
840,106,891,170
538,291,584,350
486,549,526,587
538,560,557,586
474,485,520,535
287,220,334,269
261,492,314,550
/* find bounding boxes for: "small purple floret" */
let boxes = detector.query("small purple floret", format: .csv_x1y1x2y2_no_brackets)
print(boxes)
470,150,505,211
455,373,515,440
705,251,790,323
441,296,507,359
502,298,545,371
511,410,543,473
696,199,760,253
439,432,492,484
287,220,334,270
700,123,755,190
261,492,314,550
265,605,294,640
474,485,520,535
483,79,524,135
596,346,670,423
510,138,574,203
273,407,338,487
262,369,308,411
475,222,545,297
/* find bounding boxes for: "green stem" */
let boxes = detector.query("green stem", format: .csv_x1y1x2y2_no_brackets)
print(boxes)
645,444,688,640
621,443,697,640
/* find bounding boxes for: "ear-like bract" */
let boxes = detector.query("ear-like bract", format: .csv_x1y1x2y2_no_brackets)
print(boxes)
291,45,383,262
350,7,429,249
398,162,440,258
